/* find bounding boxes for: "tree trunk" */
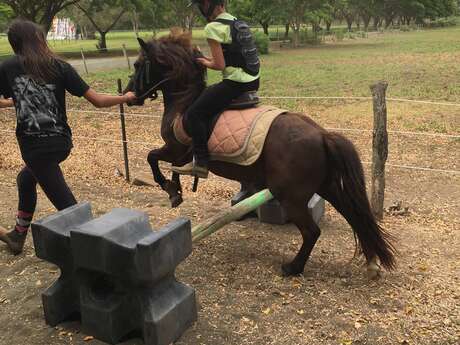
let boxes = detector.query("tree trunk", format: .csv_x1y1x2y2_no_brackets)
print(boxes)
262,21,269,35
284,23,290,40
346,17,353,32
363,15,371,31
326,20,332,33
40,13,55,34
98,32,107,51
292,28,300,47
373,16,380,30
131,11,139,37
384,16,393,29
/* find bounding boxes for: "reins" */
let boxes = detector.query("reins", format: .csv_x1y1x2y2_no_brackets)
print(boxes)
137,77,171,100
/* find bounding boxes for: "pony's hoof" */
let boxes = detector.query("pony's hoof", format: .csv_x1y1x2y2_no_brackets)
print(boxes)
170,195,183,208
366,262,381,280
281,263,303,277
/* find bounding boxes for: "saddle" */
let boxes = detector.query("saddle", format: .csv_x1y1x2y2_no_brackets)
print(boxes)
173,91,287,166
227,91,260,110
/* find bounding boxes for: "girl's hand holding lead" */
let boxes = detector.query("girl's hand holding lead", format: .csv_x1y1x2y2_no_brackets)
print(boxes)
123,92,137,103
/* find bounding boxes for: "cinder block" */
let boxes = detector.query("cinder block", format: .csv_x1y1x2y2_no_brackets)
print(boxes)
257,194,325,226
230,183,258,220
257,199,289,225
308,194,325,225
32,202,93,326
32,204,196,345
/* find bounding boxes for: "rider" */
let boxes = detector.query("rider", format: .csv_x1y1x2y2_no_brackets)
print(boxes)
0,19,137,255
172,0,260,178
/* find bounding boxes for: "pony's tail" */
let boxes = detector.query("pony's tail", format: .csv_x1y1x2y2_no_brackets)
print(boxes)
322,132,396,270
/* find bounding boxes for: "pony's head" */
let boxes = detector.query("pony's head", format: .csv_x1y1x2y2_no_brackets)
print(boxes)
126,31,207,109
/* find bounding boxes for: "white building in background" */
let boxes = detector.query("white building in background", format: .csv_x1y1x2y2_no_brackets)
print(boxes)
47,17,76,40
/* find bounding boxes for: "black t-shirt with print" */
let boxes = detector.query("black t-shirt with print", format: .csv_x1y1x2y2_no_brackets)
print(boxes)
0,56,89,160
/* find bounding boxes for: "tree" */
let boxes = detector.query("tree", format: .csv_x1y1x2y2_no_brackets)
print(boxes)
1,0,80,32
0,3,13,32
161,0,196,31
336,0,357,31
230,0,282,35
76,0,137,51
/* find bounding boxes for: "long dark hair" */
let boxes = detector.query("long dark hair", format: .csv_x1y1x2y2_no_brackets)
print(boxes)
7,19,59,82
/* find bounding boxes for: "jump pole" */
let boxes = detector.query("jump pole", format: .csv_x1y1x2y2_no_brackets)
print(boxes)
191,189,274,242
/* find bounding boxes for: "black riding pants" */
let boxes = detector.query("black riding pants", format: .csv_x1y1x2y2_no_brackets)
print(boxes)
185,78,260,164
17,150,77,214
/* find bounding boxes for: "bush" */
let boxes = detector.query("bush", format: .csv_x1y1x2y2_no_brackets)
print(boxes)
253,31,269,54
424,17,458,28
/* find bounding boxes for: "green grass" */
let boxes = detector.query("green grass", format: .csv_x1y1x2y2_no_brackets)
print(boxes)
82,26,460,104
0,29,208,58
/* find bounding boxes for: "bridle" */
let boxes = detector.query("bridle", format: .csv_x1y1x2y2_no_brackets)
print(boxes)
135,77,171,101
131,51,170,101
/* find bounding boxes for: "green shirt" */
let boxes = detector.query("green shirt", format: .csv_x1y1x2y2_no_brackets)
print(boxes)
204,12,260,83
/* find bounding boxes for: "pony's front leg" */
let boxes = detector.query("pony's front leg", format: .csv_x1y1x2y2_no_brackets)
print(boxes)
147,146,183,208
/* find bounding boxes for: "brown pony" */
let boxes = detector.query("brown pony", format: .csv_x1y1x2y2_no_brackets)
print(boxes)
125,33,396,277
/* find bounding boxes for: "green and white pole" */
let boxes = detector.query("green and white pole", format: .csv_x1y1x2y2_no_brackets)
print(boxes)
191,189,274,242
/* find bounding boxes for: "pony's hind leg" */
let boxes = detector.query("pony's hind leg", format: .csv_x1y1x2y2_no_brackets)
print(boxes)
318,186,382,279
279,197,321,276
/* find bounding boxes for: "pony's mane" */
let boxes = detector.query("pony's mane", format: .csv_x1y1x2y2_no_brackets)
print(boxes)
146,31,207,113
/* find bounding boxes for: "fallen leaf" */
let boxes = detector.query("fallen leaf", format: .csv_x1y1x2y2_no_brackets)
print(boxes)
262,308,271,315
297,309,305,315
405,306,413,315
84,336,94,341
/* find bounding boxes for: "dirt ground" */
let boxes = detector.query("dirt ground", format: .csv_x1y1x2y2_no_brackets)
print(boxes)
0,98,459,345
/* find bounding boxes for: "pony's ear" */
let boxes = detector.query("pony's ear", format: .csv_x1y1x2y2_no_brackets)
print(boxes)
137,37,149,52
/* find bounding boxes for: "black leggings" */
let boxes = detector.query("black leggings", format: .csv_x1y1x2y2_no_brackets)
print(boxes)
185,78,260,163
17,150,77,214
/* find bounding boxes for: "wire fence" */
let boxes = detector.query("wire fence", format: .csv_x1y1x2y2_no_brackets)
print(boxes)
1,92,459,180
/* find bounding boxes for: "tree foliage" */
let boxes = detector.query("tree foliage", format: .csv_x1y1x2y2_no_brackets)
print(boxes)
0,0,81,32
0,0,457,37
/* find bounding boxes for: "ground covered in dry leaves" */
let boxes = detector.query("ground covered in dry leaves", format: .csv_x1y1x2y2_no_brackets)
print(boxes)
0,91,459,345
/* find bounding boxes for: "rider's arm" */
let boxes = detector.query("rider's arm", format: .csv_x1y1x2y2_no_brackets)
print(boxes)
197,39,225,71
0,98,14,108
83,89,137,108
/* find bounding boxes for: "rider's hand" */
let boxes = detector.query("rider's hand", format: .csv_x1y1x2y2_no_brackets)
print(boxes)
123,92,137,103
196,57,212,68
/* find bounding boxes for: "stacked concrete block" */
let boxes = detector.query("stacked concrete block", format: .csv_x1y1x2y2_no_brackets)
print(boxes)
32,204,196,345
231,184,325,225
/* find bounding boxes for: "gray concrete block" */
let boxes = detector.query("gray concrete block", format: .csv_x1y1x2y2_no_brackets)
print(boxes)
257,198,289,225
257,194,325,226
32,204,196,345
31,202,93,326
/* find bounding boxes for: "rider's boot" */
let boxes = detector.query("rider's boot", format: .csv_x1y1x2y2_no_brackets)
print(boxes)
171,156,209,179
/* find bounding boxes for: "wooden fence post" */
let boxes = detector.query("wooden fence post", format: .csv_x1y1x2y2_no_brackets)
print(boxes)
80,48,89,75
117,79,130,182
370,81,389,220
